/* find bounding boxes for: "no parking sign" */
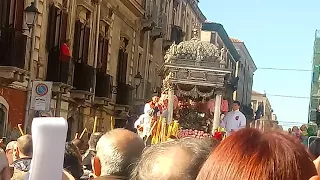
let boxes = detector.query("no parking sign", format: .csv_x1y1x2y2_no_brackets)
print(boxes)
31,81,53,111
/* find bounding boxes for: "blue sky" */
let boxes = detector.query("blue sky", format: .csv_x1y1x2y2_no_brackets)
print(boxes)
199,0,320,129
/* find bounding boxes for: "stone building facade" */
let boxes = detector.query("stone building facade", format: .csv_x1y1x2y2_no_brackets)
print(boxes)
230,38,257,107
0,0,205,140
251,91,273,121
200,22,241,106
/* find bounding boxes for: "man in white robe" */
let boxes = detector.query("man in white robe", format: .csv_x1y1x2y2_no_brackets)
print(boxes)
220,101,246,136
134,109,154,139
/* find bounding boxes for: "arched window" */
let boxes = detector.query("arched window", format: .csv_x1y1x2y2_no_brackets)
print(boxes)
0,96,9,137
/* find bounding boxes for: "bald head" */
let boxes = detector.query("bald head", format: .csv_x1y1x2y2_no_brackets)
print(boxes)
96,129,145,177
17,135,33,157
132,138,215,180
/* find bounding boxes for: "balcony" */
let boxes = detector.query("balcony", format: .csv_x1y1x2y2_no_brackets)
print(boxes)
0,27,29,87
151,27,163,40
171,25,183,44
46,47,73,94
71,62,94,101
95,72,113,105
116,83,133,106
163,25,183,50
141,5,157,31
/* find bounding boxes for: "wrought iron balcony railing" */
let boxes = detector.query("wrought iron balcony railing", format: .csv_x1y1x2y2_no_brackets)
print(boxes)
171,25,183,44
46,47,73,85
73,62,94,92
116,83,133,105
95,71,113,99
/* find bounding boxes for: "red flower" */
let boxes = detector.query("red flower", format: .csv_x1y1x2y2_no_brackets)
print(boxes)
235,116,239,120
213,132,223,141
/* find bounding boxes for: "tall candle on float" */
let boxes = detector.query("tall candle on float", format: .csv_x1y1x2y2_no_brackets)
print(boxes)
27,117,68,180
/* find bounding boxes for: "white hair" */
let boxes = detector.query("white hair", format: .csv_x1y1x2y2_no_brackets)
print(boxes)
96,135,134,177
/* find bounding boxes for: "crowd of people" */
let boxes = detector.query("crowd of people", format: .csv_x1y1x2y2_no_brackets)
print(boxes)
0,126,319,179
288,124,317,146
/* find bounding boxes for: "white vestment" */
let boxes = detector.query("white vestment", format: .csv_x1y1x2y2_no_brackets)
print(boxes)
134,114,153,138
220,110,246,136
144,103,151,114
144,103,160,116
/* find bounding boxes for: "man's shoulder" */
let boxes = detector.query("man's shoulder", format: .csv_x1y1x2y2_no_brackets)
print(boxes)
11,169,28,180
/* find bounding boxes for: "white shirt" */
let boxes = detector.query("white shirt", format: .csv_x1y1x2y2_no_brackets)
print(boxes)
220,110,246,136
144,103,151,114
134,114,153,138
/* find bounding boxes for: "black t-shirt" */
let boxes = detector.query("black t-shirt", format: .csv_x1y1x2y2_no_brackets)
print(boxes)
82,150,95,171
309,138,320,157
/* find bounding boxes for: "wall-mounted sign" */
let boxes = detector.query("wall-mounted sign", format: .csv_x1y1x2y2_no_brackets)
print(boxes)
31,81,53,111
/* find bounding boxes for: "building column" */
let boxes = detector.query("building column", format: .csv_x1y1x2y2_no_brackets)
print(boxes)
167,87,174,124
213,90,223,131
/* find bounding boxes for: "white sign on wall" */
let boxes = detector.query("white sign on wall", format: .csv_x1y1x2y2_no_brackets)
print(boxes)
31,81,53,111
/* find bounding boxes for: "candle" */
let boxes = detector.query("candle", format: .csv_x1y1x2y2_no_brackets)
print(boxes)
18,124,24,136
79,128,87,139
110,116,114,130
93,116,98,133
27,117,68,180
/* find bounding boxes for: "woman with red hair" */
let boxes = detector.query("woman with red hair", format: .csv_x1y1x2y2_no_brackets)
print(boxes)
197,128,319,180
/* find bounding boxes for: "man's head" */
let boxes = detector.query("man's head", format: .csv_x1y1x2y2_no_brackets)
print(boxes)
88,132,103,150
64,39,71,46
72,139,84,151
152,96,159,103
15,135,33,158
131,138,215,180
6,141,17,163
6,141,16,154
232,101,241,111
94,129,145,178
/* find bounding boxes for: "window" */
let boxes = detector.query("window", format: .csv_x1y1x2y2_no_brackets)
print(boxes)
148,60,152,81
117,37,129,84
137,53,142,72
73,20,90,64
97,25,109,73
149,40,154,55
0,0,24,30
46,4,68,50
139,31,144,47
142,0,147,9
0,103,7,137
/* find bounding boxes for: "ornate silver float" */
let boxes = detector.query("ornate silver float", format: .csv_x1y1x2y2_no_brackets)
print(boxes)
159,28,233,130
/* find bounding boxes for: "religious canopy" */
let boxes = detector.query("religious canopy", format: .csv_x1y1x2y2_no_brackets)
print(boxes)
159,31,233,96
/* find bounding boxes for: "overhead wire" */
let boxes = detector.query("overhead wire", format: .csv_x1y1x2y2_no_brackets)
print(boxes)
249,67,312,124
257,67,312,72
266,94,310,99
253,67,312,99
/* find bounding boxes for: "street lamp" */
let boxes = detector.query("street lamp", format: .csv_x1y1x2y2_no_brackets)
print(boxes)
134,72,143,97
24,2,40,30
23,1,39,133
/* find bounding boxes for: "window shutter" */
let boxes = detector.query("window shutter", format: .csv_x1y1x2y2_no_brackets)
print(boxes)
14,0,24,31
0,0,9,27
72,20,81,62
121,52,128,84
60,11,68,45
97,34,103,71
13,31,27,68
117,49,124,83
102,38,109,73
82,26,90,64
46,4,58,50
